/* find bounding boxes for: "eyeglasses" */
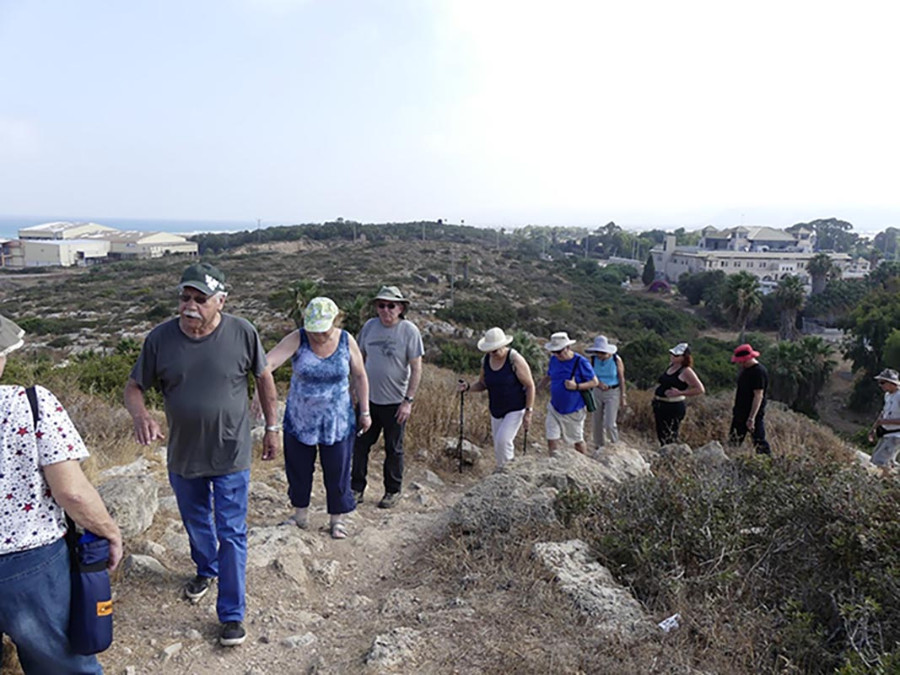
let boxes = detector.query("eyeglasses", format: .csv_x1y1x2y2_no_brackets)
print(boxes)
376,302,397,310
179,293,210,305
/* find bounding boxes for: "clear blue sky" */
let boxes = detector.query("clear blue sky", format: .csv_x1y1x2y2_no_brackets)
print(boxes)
1,0,897,232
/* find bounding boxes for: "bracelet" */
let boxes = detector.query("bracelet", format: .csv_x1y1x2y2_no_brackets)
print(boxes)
360,411,371,417
525,407,533,412
265,424,283,432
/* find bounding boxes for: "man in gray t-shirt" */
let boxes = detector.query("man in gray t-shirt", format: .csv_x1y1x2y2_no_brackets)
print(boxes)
351,286,424,509
124,263,279,648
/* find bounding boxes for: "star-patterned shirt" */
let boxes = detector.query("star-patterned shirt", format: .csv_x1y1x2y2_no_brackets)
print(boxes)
0,384,89,555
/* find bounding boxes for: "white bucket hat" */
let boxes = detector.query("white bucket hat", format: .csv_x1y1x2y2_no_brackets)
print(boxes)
585,335,617,355
544,331,576,352
477,327,514,352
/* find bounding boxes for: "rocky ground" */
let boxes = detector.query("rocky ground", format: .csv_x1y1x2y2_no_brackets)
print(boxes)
2,433,670,675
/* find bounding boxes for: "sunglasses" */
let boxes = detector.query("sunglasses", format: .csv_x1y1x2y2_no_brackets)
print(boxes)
376,302,397,310
179,293,211,305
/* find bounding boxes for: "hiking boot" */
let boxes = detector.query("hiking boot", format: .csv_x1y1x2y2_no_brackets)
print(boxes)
377,491,400,509
352,489,364,504
219,621,246,647
184,575,214,602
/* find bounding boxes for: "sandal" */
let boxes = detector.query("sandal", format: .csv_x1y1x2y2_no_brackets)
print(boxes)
280,514,309,529
330,522,348,540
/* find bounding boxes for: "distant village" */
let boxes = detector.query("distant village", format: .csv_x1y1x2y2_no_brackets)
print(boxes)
0,221,197,268
648,225,869,294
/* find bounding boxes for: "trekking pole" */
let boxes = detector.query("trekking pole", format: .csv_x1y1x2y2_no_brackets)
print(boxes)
457,385,465,473
522,427,528,455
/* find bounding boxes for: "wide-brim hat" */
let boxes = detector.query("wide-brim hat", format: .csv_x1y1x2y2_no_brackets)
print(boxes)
731,343,759,363
586,335,617,355
178,262,226,296
0,314,25,357
731,343,760,363
669,342,690,356
477,327,514,352
373,285,408,304
304,297,340,333
544,331,576,352
874,368,900,386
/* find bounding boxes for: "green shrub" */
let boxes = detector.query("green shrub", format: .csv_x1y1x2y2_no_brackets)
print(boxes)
568,456,900,673
435,340,482,374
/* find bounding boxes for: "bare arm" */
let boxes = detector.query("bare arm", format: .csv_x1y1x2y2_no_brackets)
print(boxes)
746,389,764,430
461,364,487,393
616,355,627,406
348,334,372,434
512,351,536,430
43,460,123,570
124,378,165,445
255,369,280,460
396,356,423,424
678,367,706,397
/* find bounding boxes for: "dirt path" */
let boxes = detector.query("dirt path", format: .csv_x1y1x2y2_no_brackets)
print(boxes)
95,456,481,675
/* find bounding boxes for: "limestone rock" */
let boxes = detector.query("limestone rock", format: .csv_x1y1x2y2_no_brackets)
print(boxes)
532,539,654,640
124,554,169,579
98,475,158,538
694,440,730,463
365,627,422,670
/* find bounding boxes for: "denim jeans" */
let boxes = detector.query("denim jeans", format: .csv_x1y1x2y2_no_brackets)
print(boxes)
0,538,103,674
169,470,249,623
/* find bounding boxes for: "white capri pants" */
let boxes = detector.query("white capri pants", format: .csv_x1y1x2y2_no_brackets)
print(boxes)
491,409,526,468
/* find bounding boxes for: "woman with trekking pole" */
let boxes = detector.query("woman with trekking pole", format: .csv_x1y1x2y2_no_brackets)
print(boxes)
457,327,535,470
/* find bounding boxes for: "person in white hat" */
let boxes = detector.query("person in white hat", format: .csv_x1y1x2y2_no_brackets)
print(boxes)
652,342,705,445
585,335,627,450
0,314,122,673
537,332,598,456
868,368,900,477
254,297,371,539
458,327,535,469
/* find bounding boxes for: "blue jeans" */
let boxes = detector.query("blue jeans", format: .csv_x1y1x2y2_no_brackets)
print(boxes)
169,470,249,623
284,432,355,514
0,538,103,674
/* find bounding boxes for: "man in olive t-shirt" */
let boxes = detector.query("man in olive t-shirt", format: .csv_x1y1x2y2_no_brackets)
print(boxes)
124,263,279,647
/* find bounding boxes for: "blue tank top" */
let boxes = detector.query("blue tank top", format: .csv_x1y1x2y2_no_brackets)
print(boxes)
284,330,354,445
483,349,526,418
591,355,619,387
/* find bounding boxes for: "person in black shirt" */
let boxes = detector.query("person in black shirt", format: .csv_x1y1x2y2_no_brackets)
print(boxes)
652,342,705,445
728,343,771,455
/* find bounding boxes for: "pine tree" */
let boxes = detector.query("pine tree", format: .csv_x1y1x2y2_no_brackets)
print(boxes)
642,255,656,286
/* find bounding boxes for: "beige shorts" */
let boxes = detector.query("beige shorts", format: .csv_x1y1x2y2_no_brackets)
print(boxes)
545,403,586,444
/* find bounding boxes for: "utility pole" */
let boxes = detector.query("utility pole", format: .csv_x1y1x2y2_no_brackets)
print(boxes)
256,218,261,243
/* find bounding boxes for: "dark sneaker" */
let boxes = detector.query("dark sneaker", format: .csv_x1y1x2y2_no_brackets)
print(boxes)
377,492,400,509
352,489,364,504
184,575,214,602
219,621,246,647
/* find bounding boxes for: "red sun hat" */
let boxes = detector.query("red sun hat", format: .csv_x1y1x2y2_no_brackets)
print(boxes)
731,343,760,363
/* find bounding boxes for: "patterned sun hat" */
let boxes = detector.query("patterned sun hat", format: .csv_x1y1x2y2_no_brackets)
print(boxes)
304,297,340,332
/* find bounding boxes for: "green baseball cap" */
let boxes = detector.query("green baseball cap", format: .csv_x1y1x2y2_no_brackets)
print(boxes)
178,262,226,296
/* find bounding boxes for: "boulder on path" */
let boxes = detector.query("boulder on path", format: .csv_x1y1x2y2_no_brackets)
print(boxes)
365,627,423,670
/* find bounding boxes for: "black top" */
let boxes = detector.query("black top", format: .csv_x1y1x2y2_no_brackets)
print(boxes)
733,363,768,417
483,350,526,418
655,366,687,398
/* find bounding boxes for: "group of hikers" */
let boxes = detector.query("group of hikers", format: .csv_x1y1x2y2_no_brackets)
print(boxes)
2,259,899,672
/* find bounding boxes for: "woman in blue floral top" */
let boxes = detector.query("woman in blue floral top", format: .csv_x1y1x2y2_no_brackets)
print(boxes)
260,298,370,539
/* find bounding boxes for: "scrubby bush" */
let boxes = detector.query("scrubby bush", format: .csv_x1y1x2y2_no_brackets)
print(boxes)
563,455,900,673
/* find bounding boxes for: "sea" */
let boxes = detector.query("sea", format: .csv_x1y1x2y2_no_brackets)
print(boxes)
0,215,270,240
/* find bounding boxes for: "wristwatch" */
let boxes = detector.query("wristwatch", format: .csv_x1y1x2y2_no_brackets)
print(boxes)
403,396,414,403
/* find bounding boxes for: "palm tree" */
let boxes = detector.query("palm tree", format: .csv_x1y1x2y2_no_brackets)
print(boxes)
773,275,806,341
722,272,762,342
767,337,835,416
806,253,837,295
